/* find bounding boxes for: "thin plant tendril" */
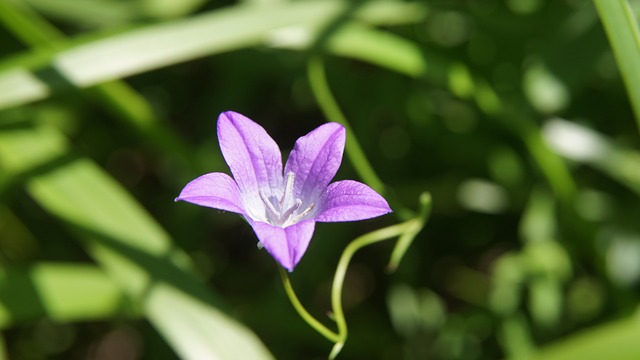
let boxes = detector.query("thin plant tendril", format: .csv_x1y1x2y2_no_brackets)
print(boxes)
280,193,432,359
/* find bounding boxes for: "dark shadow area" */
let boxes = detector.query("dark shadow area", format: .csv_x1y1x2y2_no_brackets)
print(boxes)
0,267,48,326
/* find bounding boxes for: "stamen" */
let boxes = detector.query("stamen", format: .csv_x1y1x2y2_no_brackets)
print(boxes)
281,172,296,208
279,199,302,223
288,203,315,225
257,173,311,227
259,191,281,220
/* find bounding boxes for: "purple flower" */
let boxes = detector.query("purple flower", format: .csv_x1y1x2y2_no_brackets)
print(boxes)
176,111,392,271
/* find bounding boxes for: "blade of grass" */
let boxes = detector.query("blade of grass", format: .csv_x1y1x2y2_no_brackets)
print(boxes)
527,312,640,360
310,22,429,78
139,0,209,19
0,0,191,160
0,263,132,329
50,0,425,86
0,0,426,110
0,123,273,359
23,0,138,26
594,0,640,129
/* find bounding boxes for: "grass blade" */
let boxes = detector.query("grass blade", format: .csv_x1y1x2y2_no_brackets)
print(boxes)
0,0,191,159
0,0,426,110
594,0,640,129
0,263,131,329
0,123,273,359
528,313,640,360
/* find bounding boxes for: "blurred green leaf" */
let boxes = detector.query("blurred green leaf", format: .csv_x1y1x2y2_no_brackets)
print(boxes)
0,263,131,329
387,283,446,338
23,0,136,26
524,62,570,114
0,123,273,359
140,0,212,19
0,0,190,160
23,0,206,25
528,312,640,360
594,0,640,129
0,0,425,110
520,188,556,243
311,22,429,78
528,277,562,328
543,118,640,196
500,315,535,359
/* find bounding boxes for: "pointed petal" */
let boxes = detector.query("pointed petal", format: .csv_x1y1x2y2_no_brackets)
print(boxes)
316,180,392,222
250,220,316,271
175,173,246,215
284,122,345,201
218,111,283,196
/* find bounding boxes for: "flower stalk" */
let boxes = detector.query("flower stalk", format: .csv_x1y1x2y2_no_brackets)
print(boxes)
278,267,339,343
281,193,432,359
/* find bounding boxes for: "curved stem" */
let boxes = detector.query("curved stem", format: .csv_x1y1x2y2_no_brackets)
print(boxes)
387,192,432,271
280,193,431,358
329,219,423,358
279,266,340,343
307,55,386,195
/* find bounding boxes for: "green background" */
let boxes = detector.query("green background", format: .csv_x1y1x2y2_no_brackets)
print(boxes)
1,0,640,359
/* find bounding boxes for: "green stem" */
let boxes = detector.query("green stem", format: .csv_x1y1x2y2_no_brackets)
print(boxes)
279,213,429,358
279,266,339,343
307,55,386,194
329,218,424,358
280,194,431,358
387,192,432,271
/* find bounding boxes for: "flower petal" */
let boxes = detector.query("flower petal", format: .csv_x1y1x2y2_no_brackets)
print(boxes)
316,180,392,222
250,220,316,271
284,122,345,202
175,172,246,214
218,111,283,197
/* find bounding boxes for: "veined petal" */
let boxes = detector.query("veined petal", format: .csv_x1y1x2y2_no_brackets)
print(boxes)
175,172,246,215
218,111,283,197
316,180,392,222
250,220,316,271
284,122,345,202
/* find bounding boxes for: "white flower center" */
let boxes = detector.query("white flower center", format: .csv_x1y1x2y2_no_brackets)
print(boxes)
258,172,315,227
